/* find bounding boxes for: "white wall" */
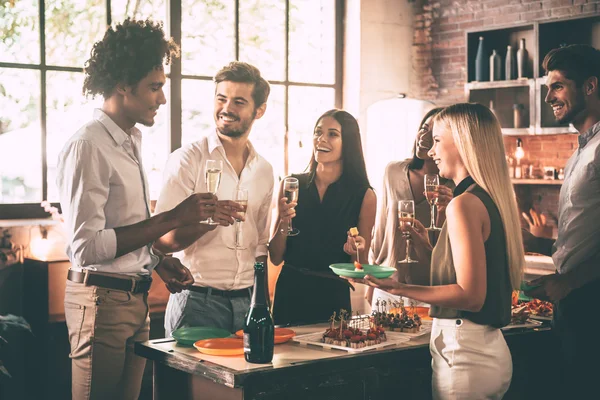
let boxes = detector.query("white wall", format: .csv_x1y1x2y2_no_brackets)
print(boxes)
344,0,416,315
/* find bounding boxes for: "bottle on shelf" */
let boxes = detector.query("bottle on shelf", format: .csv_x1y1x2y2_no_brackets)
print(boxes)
513,104,524,128
490,50,502,81
243,262,275,364
505,45,516,80
475,36,488,82
507,156,515,178
517,38,528,79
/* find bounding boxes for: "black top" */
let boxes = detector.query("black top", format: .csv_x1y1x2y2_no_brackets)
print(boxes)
273,173,368,325
430,180,512,328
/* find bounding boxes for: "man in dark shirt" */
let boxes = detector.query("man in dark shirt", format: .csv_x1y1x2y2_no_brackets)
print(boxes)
525,44,600,397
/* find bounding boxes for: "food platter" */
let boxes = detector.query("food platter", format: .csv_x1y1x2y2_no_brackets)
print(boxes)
329,263,396,279
292,331,411,353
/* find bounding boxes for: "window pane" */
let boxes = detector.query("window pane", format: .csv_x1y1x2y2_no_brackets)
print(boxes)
0,0,40,64
287,86,335,174
239,0,285,81
46,72,102,202
249,85,285,181
45,0,105,67
0,68,41,203
182,0,235,76
289,1,336,84
141,80,171,200
111,0,167,25
181,79,216,146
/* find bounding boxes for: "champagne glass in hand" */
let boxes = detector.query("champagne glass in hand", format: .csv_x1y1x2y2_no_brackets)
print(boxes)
425,174,441,231
228,188,248,249
200,159,223,225
280,177,300,236
398,200,418,264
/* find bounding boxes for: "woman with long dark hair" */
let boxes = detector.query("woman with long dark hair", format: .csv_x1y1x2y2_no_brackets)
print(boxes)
269,109,376,326
364,107,453,308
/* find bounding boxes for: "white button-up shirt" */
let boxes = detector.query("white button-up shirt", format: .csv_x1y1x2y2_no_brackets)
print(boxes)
553,120,600,274
155,130,274,290
56,109,158,275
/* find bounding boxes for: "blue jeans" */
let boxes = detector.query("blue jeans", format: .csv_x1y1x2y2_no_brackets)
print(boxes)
164,288,251,337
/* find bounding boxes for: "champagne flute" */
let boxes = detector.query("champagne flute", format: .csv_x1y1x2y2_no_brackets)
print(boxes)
280,177,300,237
228,188,248,249
398,200,418,264
425,174,441,231
200,159,223,225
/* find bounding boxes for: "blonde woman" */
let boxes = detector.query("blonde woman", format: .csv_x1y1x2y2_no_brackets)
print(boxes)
347,103,524,399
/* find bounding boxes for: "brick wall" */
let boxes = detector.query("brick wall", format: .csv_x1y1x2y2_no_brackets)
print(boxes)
412,0,599,221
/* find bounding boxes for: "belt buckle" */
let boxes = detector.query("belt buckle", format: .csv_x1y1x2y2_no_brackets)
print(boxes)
130,277,138,293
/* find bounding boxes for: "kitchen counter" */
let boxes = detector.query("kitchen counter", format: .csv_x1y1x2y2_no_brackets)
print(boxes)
135,321,561,400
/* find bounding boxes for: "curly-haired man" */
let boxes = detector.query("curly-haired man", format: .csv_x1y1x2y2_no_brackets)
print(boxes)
56,19,238,399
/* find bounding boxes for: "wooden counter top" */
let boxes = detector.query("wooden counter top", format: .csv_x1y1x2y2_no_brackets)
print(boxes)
135,321,551,389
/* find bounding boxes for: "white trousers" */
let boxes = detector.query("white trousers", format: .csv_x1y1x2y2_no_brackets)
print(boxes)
430,318,512,400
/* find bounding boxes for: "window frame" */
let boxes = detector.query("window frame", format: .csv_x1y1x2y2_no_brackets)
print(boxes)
0,0,343,219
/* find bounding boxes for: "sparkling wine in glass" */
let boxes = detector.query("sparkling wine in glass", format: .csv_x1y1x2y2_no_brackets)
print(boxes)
228,188,248,249
398,200,418,264
280,177,300,237
200,159,223,225
425,174,441,231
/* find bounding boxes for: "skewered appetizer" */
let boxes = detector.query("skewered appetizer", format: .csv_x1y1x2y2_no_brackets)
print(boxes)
349,227,363,271
321,310,387,348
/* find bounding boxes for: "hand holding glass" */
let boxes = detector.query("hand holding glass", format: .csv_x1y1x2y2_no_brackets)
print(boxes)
228,188,248,249
425,174,441,231
398,200,418,264
280,177,300,236
200,160,223,225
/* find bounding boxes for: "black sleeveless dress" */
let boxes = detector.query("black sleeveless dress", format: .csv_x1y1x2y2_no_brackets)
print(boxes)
273,173,368,326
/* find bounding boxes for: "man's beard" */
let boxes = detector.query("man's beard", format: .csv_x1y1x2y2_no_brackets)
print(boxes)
556,91,586,124
216,110,256,138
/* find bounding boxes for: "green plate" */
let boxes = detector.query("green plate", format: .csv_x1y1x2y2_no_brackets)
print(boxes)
171,327,232,346
329,263,396,279
519,281,541,292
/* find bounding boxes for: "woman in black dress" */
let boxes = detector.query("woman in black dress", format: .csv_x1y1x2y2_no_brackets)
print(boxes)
269,109,376,326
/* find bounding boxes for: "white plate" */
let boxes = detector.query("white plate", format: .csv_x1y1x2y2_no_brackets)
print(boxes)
502,319,543,330
292,331,411,353
386,322,432,338
529,314,552,321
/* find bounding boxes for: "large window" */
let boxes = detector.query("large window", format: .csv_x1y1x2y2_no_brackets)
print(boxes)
0,0,342,217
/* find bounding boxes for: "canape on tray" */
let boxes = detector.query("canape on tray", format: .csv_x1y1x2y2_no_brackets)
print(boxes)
321,310,387,348
372,299,423,333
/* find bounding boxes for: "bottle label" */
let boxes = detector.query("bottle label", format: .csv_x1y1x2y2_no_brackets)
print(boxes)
243,333,251,352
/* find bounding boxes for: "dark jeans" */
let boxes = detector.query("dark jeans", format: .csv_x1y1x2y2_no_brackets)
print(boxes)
553,278,600,398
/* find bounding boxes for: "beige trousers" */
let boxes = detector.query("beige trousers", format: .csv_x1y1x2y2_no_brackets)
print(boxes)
64,280,150,400
430,318,512,400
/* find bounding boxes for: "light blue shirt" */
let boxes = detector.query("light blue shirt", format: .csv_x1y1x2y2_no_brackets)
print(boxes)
553,120,600,274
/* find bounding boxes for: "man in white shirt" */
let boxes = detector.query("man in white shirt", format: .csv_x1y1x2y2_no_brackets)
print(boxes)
155,62,274,336
56,19,218,400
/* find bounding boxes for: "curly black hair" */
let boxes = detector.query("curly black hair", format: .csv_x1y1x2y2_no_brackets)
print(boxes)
82,18,180,99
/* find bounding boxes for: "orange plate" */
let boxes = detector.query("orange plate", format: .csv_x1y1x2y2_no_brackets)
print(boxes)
234,328,296,344
193,338,244,356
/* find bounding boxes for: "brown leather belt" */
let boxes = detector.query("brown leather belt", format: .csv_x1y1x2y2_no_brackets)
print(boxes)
67,269,152,294
188,285,251,298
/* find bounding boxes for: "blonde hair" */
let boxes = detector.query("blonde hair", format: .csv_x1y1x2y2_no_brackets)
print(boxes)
434,103,524,289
